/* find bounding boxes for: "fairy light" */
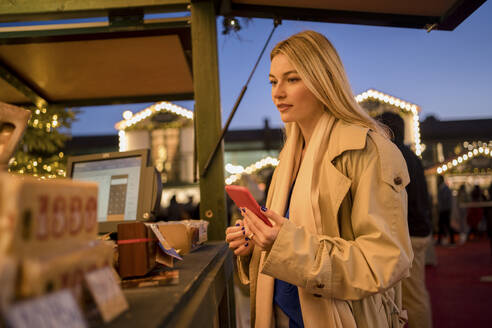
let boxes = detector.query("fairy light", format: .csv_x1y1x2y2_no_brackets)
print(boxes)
355,89,422,156
115,101,193,151
225,156,280,185
436,142,491,174
225,163,245,174
118,130,128,152
115,101,193,130
123,110,133,120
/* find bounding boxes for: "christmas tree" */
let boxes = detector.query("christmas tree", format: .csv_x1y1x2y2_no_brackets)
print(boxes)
8,105,77,178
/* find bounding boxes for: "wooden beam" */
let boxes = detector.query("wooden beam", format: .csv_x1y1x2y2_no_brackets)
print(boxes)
0,0,190,22
0,60,48,108
226,4,440,30
191,0,227,240
0,17,191,45
11,92,194,108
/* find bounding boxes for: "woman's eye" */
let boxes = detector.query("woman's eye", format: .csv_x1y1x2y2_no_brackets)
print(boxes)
288,77,300,83
269,80,277,85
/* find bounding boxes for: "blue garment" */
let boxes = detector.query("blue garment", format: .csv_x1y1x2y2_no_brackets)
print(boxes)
274,184,304,328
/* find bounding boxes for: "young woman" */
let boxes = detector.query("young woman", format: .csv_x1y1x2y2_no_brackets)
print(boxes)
225,31,413,328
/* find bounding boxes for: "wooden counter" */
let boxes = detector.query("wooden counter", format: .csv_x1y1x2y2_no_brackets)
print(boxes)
105,242,235,328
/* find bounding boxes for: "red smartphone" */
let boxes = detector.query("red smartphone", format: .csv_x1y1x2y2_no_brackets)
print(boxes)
225,185,272,227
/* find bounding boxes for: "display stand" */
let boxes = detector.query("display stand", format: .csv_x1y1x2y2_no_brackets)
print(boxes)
105,242,235,328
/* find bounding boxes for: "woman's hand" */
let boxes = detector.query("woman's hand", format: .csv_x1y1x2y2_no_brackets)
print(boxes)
243,207,286,251
225,219,254,256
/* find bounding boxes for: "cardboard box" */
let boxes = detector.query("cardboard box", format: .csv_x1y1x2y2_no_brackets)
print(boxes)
155,220,208,255
0,172,99,258
19,240,114,300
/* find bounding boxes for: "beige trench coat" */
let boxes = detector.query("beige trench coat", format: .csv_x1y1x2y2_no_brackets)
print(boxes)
237,117,413,328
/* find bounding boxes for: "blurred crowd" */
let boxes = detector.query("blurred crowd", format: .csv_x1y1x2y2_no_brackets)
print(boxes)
437,178,492,250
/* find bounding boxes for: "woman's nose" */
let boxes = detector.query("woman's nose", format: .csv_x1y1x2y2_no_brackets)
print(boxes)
273,84,286,99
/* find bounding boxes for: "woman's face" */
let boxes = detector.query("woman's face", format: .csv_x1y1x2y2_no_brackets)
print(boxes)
269,54,324,125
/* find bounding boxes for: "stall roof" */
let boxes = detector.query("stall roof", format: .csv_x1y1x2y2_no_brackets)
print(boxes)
0,0,484,107
226,0,485,30
0,16,193,107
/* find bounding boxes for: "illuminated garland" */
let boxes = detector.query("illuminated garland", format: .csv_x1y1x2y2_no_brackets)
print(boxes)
8,106,76,178
225,156,279,185
355,89,422,156
115,101,193,151
436,142,491,174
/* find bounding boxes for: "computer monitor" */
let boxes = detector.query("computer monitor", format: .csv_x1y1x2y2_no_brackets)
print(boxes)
66,149,161,234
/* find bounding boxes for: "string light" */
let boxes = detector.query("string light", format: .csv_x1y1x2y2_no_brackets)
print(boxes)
118,130,128,152
115,101,193,152
122,110,133,120
436,142,492,174
115,101,193,131
355,89,422,156
225,156,279,185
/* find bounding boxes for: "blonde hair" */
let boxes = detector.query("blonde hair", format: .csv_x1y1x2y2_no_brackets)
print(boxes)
271,30,389,138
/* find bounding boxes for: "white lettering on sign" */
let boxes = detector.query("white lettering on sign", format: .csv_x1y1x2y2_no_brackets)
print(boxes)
84,266,128,323
5,289,87,328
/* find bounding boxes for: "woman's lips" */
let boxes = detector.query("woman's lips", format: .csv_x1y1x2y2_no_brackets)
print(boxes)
277,104,292,112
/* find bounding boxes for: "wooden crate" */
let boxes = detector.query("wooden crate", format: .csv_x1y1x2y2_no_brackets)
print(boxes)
117,222,157,278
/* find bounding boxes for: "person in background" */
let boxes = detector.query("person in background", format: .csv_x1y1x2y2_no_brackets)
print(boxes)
225,31,413,328
457,185,469,244
437,175,455,245
467,185,485,240
485,184,492,257
378,112,433,328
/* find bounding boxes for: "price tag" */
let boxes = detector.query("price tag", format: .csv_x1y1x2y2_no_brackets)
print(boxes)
5,290,87,328
84,266,128,323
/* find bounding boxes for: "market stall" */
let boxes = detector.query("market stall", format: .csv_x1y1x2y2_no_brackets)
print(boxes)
0,0,484,327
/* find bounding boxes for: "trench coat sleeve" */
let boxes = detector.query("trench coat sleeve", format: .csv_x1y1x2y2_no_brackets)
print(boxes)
261,136,413,300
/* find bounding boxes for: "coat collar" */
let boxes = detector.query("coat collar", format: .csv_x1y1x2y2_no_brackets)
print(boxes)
326,120,370,162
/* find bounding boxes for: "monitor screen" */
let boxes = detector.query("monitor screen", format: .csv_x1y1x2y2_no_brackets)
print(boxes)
67,149,163,233
71,156,142,222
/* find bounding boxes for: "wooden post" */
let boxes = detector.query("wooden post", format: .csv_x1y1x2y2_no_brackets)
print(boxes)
191,0,226,240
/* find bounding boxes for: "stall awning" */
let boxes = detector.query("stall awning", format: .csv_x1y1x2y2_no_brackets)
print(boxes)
227,0,485,30
0,17,193,107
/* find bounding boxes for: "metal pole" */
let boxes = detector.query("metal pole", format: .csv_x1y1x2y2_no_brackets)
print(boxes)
201,18,281,177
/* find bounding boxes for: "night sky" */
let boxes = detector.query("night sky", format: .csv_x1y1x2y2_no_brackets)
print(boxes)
70,1,492,136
